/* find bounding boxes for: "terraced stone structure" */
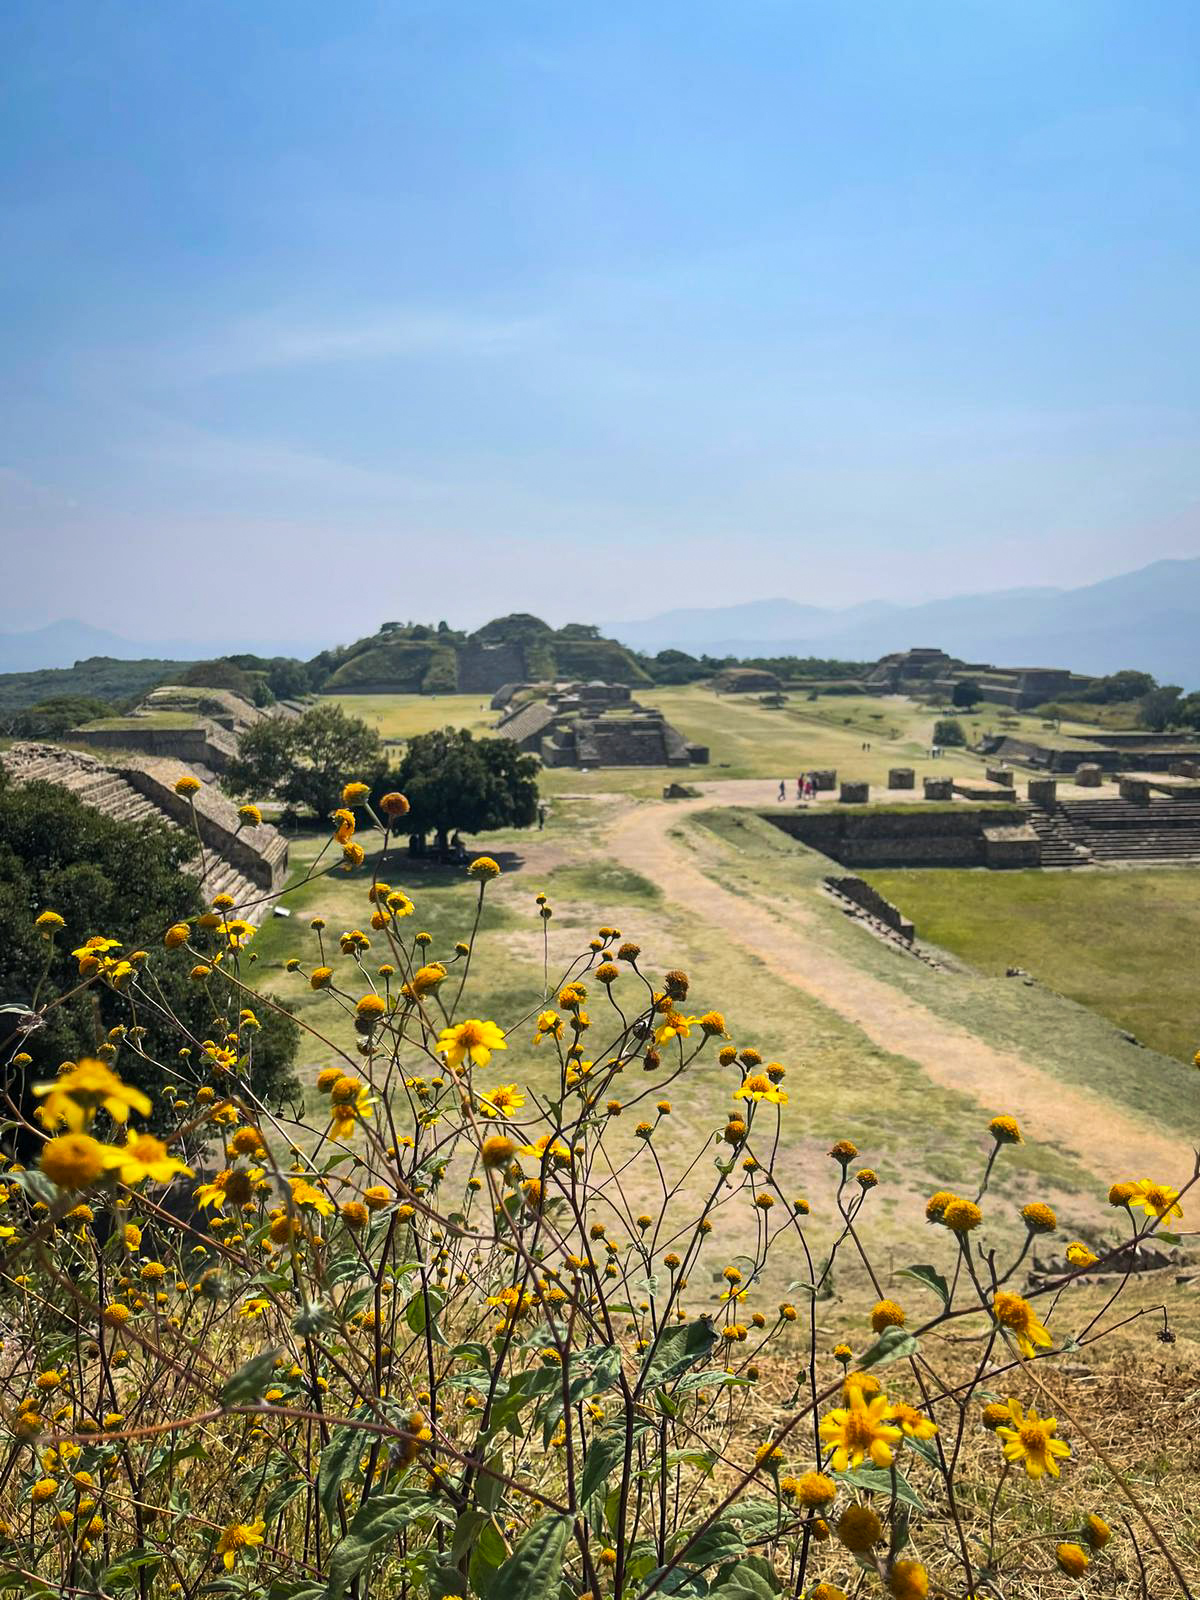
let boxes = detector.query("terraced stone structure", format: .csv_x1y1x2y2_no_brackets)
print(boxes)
67,686,297,777
496,686,707,769
1,743,287,922
866,647,1091,710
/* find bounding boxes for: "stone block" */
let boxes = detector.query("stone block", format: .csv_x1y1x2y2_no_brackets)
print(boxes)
1027,778,1057,808
986,766,1016,787
888,767,915,789
811,768,837,792
839,782,869,804
1119,777,1152,806
983,824,1041,869
923,777,953,800
1075,763,1103,787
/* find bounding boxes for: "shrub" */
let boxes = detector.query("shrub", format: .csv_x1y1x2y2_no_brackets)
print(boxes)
0,785,1190,1596
933,717,967,747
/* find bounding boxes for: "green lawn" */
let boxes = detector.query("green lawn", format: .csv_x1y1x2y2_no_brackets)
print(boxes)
864,866,1200,1064
316,686,1120,799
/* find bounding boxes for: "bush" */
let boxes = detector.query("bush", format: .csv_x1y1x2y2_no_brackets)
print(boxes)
0,814,1186,1597
226,702,387,820
933,717,967,747
0,779,298,1134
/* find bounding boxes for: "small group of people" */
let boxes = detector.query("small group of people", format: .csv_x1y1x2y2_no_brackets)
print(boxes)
778,773,820,802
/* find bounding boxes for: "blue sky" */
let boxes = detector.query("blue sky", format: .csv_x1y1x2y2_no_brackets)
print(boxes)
2,1,1198,645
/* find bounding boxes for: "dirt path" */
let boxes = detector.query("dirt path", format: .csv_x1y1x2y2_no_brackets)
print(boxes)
608,793,1191,1185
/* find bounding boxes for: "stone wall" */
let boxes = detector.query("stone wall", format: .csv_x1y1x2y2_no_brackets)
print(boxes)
825,874,915,939
765,804,1033,867
119,758,289,891
982,824,1041,868
71,722,238,774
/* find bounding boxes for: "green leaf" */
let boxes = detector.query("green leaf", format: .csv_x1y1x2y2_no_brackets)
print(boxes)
581,1422,651,1504
323,1492,429,1596
8,1166,58,1207
264,1475,307,1523
638,1319,718,1392
405,1286,447,1339
100,1548,164,1593
676,1517,745,1570
317,1424,362,1525
904,1433,941,1469
673,1369,751,1396
836,1463,926,1511
711,1553,779,1598
221,1347,281,1407
491,1512,573,1600
856,1326,919,1370
897,1263,949,1305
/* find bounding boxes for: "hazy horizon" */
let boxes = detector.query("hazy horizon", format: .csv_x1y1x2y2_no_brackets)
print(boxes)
3,2,1199,636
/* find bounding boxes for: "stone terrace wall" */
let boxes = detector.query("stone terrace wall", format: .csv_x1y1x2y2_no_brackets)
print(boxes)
118,758,288,892
825,875,915,938
72,722,238,774
765,805,1031,867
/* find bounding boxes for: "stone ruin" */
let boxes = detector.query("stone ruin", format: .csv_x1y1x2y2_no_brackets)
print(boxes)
66,685,300,778
865,647,1091,710
2,742,288,924
495,683,707,769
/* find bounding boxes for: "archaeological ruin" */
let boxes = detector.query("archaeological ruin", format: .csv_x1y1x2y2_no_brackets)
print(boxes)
495,682,708,769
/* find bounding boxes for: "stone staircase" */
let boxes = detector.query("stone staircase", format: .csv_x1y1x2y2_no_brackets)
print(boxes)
1018,805,1093,868
1051,796,1200,865
3,744,269,921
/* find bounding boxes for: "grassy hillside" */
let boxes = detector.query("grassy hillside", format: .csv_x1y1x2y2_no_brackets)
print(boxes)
864,864,1200,1064
0,655,191,712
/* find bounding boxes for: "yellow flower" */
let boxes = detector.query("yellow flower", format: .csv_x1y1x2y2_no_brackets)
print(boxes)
888,1400,937,1440
1066,1241,1098,1268
478,1083,525,1119
837,1504,882,1551
991,1291,1052,1359
109,1131,193,1186
887,1561,929,1600
215,1519,266,1570
34,1059,151,1132
994,1399,1070,1478
1021,1201,1057,1233
163,923,190,950
1083,1513,1111,1549
481,1135,516,1169
1056,1543,1089,1577
870,1299,905,1333
289,1179,335,1218
379,791,410,818
35,911,65,932
653,1012,697,1046
989,1113,1021,1143
732,1072,788,1105
41,1134,114,1190
437,1019,506,1070
215,919,255,950
467,855,500,880
942,1198,983,1233
1129,1178,1183,1224
237,803,262,826
30,1478,59,1503
341,782,370,806
788,1470,836,1508
173,775,201,796
819,1388,903,1471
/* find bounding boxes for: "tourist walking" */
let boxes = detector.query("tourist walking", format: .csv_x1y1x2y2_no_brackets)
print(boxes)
778,779,786,802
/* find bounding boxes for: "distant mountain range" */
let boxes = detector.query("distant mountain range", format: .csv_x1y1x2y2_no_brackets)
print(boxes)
0,620,324,675
608,559,1200,686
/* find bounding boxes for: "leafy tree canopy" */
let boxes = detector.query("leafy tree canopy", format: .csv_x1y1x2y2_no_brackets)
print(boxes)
1140,684,1184,731
378,727,539,849
2,695,112,737
952,678,983,710
933,717,967,747
227,703,386,821
0,778,298,1136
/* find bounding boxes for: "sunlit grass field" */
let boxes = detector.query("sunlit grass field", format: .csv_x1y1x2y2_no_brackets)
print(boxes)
321,685,1119,798
864,864,1200,1065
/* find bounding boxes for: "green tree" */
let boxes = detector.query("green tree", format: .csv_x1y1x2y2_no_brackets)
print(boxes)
380,727,539,852
3,695,112,737
0,779,299,1138
179,658,257,696
1140,684,1184,731
933,717,967,748
226,703,386,820
952,678,983,711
